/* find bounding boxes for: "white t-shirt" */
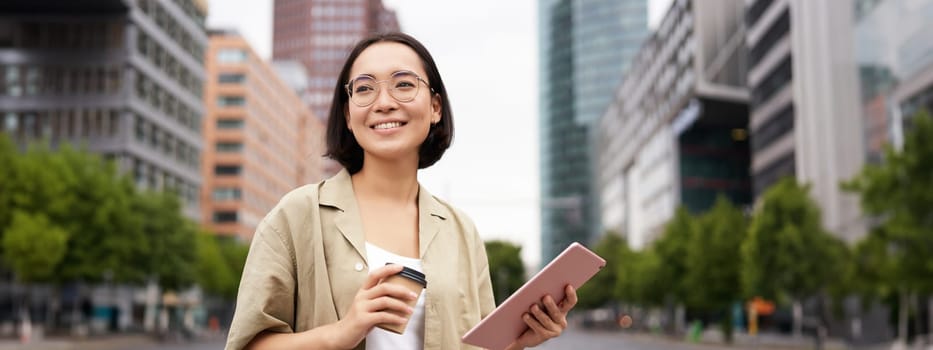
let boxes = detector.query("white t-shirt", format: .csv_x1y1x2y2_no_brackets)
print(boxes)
364,242,426,350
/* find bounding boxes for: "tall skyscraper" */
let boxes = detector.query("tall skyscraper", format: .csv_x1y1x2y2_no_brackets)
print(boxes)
272,0,399,120
538,0,648,264
746,0,865,241
0,0,208,219
202,30,324,241
596,0,750,249
272,0,399,177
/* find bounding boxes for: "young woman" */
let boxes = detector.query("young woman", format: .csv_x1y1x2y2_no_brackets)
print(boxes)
225,32,577,350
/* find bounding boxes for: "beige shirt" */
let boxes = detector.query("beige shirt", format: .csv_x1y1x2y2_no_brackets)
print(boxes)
225,169,496,350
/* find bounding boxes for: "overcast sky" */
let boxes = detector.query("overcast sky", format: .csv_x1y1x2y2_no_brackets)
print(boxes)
208,0,671,268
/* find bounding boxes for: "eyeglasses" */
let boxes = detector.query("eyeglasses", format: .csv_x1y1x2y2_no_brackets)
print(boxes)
345,70,434,107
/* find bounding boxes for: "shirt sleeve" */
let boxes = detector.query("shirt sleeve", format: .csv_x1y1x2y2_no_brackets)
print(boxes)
224,214,298,350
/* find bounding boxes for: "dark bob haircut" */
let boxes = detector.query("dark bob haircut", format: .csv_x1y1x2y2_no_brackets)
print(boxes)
324,32,454,174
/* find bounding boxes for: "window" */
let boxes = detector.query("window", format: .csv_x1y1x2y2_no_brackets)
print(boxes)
752,104,794,153
216,119,244,129
216,142,243,153
749,9,789,68
213,211,238,223
217,49,246,63
751,56,792,107
212,187,242,200
753,152,795,196
746,0,776,26
217,95,245,107
214,165,241,175
4,112,17,132
218,73,245,84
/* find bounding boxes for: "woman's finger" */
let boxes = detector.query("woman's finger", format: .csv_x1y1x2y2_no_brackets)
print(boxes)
362,264,405,289
367,310,409,326
559,284,578,313
364,281,419,302
366,295,414,314
530,304,561,333
542,295,567,328
523,311,557,338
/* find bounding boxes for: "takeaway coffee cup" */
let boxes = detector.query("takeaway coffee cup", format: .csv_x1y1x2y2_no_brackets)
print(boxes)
376,264,427,334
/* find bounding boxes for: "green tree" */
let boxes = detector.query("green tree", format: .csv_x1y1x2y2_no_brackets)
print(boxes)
742,177,848,337
0,137,200,293
50,144,147,284
133,191,197,291
618,249,664,307
0,134,17,243
218,238,250,298
686,195,747,343
2,211,68,282
650,206,696,332
843,110,933,342
576,232,627,309
196,231,234,297
485,240,526,305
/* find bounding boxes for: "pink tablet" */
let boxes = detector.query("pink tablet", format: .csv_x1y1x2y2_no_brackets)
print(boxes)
462,242,606,350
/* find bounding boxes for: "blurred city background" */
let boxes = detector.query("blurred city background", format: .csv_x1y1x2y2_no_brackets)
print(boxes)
0,0,931,349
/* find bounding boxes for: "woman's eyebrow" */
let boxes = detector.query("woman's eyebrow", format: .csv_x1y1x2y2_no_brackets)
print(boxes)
351,73,376,79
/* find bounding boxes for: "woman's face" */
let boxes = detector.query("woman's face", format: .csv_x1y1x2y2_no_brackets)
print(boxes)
345,42,441,165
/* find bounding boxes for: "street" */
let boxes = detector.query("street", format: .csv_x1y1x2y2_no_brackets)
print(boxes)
131,328,741,350
539,328,733,350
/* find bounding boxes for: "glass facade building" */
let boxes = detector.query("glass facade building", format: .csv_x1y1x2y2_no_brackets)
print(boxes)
539,0,648,264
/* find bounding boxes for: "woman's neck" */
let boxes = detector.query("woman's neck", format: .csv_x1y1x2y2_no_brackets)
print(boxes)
350,155,420,205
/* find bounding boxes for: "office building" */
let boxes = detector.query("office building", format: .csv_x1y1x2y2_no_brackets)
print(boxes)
202,30,324,241
597,0,749,249
747,0,864,241
539,0,649,263
0,0,208,219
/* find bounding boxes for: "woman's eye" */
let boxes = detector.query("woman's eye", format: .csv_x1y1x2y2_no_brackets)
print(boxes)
395,81,415,88
355,85,375,93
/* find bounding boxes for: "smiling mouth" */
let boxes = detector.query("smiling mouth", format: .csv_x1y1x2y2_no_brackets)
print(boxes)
372,121,406,130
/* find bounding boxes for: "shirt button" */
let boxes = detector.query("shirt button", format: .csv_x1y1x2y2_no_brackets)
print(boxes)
354,262,364,272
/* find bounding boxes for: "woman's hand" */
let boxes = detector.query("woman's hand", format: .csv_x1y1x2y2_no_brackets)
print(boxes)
329,264,418,349
506,284,578,350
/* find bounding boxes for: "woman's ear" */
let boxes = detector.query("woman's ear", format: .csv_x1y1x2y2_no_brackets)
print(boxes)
431,93,442,124
345,106,352,131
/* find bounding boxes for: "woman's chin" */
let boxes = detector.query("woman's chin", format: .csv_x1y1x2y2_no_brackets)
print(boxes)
363,146,420,164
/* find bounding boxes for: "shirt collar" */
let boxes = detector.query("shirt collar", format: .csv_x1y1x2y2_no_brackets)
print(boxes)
319,168,448,260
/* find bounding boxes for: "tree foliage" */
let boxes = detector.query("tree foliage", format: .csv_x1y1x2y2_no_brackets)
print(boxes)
686,196,747,308
196,231,234,297
133,191,197,291
844,110,933,296
576,233,627,309
685,196,747,342
742,178,847,304
0,134,246,298
2,211,68,282
485,240,526,305
617,248,664,307
218,237,250,298
652,206,695,303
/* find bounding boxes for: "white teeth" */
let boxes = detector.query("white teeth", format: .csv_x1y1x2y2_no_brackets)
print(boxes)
373,122,403,129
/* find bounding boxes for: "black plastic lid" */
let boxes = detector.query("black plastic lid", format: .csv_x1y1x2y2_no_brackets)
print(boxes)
385,263,427,288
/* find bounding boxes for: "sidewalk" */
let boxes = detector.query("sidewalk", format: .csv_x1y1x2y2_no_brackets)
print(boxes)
0,334,156,350
624,330,866,350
